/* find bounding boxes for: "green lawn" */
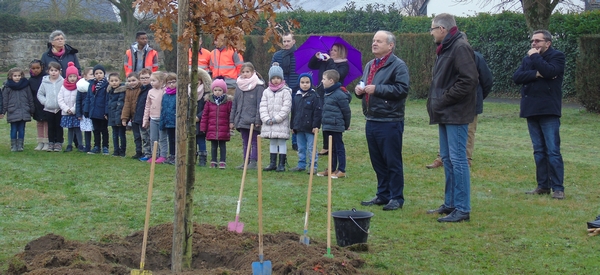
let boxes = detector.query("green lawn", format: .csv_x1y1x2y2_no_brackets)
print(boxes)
1,99,599,274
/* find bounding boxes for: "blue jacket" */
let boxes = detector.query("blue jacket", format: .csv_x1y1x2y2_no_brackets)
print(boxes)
159,92,176,130
321,83,351,133
474,51,493,115
84,78,109,120
133,84,151,124
290,88,322,133
272,45,299,90
107,85,126,126
512,47,565,118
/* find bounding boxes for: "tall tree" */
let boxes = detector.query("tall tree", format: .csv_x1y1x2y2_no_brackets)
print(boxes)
134,0,296,271
105,0,156,43
453,0,580,31
399,0,428,16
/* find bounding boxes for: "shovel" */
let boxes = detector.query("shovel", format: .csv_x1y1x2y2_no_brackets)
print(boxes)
300,130,319,245
228,124,255,233
252,136,272,274
323,136,334,258
131,141,158,275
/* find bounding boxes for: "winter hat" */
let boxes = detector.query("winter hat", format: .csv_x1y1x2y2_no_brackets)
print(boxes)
65,62,79,78
211,78,227,92
269,62,284,80
297,72,313,87
93,64,105,75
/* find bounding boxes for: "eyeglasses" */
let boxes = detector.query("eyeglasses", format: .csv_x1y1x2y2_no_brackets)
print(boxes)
530,39,546,44
429,26,441,32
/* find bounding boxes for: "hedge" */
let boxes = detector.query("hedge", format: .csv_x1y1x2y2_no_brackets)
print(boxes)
576,35,600,112
0,13,121,34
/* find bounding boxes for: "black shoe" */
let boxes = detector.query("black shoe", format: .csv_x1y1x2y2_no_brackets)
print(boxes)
383,199,402,211
132,152,143,159
426,204,455,215
361,196,388,206
64,145,73,152
525,187,551,195
437,209,470,223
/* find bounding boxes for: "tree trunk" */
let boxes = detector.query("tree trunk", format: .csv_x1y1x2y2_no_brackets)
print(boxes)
172,0,190,272
521,0,560,32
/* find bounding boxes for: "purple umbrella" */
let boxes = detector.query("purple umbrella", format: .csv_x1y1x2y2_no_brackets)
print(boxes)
294,36,362,86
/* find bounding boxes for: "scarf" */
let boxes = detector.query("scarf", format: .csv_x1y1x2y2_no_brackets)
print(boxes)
94,78,107,94
213,94,226,105
324,82,342,95
6,78,30,90
279,45,296,75
365,51,392,104
436,26,459,55
165,86,177,95
236,72,262,91
63,78,78,91
53,47,65,57
269,80,286,92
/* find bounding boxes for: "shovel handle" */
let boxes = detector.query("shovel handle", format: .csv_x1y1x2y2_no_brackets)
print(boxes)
326,136,333,251
257,135,264,257
304,131,319,230
140,141,158,268
235,124,254,214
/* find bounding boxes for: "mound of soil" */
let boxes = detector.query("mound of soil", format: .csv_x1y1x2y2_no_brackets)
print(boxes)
6,223,366,275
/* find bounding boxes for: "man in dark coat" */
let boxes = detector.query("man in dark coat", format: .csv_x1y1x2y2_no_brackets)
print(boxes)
272,33,300,151
426,13,479,223
355,30,410,211
512,29,566,200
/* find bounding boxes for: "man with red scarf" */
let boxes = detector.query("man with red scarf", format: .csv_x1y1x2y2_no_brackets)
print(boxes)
426,13,479,222
354,30,410,211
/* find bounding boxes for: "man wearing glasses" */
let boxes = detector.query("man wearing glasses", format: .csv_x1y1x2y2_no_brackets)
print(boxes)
426,13,478,223
512,30,566,200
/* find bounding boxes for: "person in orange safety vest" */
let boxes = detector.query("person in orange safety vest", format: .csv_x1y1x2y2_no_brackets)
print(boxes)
124,31,159,76
209,34,243,94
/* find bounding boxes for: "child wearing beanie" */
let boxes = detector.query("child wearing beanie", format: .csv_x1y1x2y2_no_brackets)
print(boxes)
57,62,83,152
200,78,233,168
84,63,110,155
289,72,322,173
259,62,292,172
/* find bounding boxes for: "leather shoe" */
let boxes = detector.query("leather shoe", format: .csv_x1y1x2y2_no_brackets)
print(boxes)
525,187,551,195
552,190,565,200
360,196,388,206
437,209,470,222
426,158,443,169
426,204,455,215
383,199,402,211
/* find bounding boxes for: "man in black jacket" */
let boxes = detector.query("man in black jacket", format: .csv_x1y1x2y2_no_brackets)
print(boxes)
355,30,410,211
426,13,479,223
512,29,565,200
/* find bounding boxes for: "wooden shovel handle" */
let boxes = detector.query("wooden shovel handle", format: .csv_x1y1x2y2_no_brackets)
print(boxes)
140,141,158,269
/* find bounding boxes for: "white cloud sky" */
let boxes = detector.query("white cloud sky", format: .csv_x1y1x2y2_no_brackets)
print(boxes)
427,0,585,17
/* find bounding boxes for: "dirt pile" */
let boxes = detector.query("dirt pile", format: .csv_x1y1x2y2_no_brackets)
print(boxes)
6,223,366,275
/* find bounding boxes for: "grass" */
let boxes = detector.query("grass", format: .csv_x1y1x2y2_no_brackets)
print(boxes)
1,99,599,274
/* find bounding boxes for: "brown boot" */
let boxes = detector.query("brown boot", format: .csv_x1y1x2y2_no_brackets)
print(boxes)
426,157,443,169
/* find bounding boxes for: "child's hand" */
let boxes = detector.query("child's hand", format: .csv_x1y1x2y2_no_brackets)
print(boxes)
122,119,128,127
229,123,234,130
104,115,108,120
0,114,4,119
312,128,319,134
195,117,199,123
142,122,148,129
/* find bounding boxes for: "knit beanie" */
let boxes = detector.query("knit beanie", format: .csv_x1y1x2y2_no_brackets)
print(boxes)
269,62,284,80
211,78,227,92
297,72,313,88
65,62,79,78
93,64,106,75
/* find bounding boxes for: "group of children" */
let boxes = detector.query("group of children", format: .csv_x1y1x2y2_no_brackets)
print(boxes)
1,60,351,177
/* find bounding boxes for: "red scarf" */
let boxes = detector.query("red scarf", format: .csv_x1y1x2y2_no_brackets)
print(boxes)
63,78,79,91
365,52,392,104
436,26,459,55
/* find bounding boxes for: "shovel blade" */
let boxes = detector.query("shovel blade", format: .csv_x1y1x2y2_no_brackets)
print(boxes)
252,260,272,275
227,221,244,233
299,235,310,245
131,269,152,275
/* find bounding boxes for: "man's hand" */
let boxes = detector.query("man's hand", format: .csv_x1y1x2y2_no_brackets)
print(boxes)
355,85,365,96
536,71,543,78
528,48,540,56
363,84,376,95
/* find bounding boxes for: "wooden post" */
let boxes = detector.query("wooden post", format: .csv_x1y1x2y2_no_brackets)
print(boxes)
172,0,190,271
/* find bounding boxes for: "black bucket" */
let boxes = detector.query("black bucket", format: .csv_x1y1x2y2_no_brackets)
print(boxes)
332,208,374,247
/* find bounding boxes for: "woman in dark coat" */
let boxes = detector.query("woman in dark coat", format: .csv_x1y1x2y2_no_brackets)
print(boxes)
41,30,81,79
308,43,350,155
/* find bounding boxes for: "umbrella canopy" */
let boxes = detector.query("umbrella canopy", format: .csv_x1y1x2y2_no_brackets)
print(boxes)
294,36,363,86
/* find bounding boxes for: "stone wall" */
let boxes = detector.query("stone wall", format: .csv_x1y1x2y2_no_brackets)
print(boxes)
0,33,163,73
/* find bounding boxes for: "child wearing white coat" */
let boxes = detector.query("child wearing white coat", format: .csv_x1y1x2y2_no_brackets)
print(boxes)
57,62,82,152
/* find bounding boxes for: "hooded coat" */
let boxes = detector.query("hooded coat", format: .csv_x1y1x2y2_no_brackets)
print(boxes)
200,94,233,141
259,85,292,139
230,76,265,131
2,79,35,123
37,75,65,113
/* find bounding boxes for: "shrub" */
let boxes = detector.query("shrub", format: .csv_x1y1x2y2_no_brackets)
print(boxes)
576,35,600,113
